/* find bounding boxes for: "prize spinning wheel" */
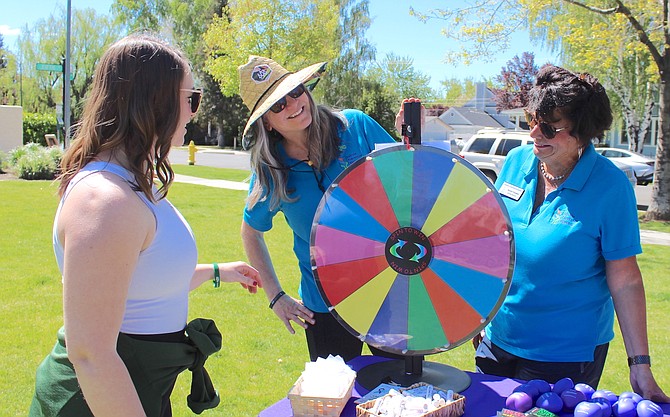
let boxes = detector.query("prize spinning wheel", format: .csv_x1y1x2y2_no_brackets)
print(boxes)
309,144,514,391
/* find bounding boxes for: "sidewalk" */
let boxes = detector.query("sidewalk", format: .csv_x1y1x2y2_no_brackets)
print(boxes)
173,174,248,191
172,174,670,246
639,229,670,246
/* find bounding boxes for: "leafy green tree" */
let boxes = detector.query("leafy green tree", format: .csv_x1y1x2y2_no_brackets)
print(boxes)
524,2,657,154
0,34,7,69
367,52,437,102
111,0,170,31
411,0,670,220
440,77,479,107
17,7,121,118
113,0,246,146
359,78,401,139
319,0,376,109
203,0,339,96
0,35,20,106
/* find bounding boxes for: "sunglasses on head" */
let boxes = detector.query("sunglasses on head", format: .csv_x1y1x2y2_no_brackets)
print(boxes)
181,88,203,113
524,110,568,139
269,84,306,114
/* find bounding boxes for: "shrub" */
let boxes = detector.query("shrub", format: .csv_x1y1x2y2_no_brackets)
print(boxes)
9,143,62,180
23,113,58,146
0,151,6,173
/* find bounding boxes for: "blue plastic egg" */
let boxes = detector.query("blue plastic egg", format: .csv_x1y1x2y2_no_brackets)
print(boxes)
552,377,575,395
536,391,563,414
561,388,587,411
612,398,637,417
637,400,663,417
575,401,605,417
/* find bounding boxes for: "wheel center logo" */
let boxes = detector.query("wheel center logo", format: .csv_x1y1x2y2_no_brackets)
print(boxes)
385,227,433,275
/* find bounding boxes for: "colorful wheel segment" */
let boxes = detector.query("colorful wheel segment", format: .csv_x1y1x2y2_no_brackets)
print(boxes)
310,145,514,355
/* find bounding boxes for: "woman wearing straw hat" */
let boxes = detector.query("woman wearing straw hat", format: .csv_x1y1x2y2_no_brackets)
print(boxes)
239,55,409,361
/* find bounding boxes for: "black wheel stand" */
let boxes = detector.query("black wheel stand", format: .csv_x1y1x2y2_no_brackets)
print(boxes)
356,355,471,393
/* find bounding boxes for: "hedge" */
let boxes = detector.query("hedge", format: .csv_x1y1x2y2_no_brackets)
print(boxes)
23,113,58,146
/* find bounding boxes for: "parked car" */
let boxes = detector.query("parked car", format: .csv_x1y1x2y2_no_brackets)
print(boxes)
610,159,637,189
459,129,533,183
595,147,655,185
459,129,637,188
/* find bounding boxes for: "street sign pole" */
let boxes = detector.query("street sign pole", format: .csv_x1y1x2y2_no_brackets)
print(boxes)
64,0,72,148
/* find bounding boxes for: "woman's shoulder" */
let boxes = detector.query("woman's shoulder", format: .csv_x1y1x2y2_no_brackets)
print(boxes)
340,108,367,121
65,170,143,211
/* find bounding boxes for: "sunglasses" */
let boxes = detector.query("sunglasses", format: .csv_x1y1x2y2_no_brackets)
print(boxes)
269,84,306,114
181,88,203,113
524,111,568,139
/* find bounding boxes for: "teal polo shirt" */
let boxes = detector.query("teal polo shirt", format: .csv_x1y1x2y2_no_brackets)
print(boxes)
487,143,641,362
243,109,396,313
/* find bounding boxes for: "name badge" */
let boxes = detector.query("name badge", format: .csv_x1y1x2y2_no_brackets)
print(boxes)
499,182,524,201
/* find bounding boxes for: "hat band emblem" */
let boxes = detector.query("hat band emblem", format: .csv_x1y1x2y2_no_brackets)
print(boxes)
251,64,272,83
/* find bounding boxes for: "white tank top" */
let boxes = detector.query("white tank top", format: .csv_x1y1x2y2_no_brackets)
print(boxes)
53,161,197,334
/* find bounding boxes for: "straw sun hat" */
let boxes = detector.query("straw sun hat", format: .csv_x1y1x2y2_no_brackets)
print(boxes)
238,55,326,138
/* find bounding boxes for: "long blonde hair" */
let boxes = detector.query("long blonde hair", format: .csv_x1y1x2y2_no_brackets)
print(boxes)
247,92,346,210
58,34,189,201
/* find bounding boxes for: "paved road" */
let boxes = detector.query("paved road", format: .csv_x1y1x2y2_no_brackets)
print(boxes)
170,148,655,207
170,147,250,170
170,148,669,246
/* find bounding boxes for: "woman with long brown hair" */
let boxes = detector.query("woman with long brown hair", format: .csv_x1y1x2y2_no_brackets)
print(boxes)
29,34,260,417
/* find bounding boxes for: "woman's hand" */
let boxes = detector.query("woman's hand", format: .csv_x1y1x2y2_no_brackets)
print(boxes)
216,261,261,293
395,97,426,137
630,365,670,403
270,292,315,334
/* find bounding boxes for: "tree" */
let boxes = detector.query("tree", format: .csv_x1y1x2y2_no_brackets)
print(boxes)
318,0,376,109
359,78,402,139
524,3,657,154
0,34,21,106
0,49,19,105
0,34,7,69
113,0,247,146
412,0,670,220
112,0,171,32
17,7,121,118
367,52,437,102
203,0,340,97
440,77,478,107
491,52,539,111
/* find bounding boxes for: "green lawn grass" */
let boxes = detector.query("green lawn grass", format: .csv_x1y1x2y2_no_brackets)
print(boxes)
1,172,668,416
639,212,670,234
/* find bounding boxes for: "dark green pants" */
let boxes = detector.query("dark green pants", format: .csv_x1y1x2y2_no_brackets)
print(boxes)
29,319,221,417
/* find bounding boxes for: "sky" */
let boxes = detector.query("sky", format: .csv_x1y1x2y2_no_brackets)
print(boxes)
0,0,560,92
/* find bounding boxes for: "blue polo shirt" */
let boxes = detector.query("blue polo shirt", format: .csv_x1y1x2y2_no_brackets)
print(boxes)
243,109,396,312
488,143,641,362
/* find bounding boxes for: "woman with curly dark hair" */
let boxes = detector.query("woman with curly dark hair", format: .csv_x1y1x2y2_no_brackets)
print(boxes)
474,65,668,401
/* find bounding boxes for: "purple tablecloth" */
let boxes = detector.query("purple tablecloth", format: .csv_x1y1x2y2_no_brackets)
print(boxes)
259,355,670,417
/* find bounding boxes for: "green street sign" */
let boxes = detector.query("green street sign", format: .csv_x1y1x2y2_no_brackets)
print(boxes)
36,62,63,72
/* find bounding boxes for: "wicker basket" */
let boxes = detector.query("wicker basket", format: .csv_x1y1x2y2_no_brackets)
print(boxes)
288,375,355,417
355,383,465,417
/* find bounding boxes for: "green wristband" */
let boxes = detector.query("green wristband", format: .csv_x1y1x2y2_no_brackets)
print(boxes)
213,263,220,288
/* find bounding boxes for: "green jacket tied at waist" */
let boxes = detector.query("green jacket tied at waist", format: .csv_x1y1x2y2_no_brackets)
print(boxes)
29,318,222,416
